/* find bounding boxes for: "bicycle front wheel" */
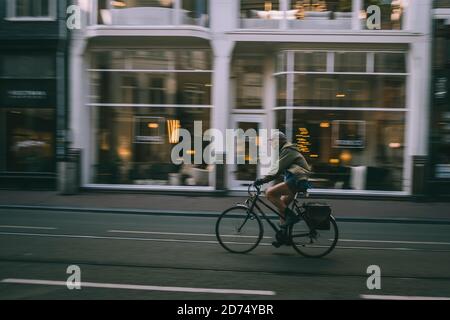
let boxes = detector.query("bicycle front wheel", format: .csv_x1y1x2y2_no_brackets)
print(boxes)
289,216,339,258
216,206,263,254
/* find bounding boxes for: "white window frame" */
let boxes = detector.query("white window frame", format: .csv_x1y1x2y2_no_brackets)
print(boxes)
6,0,57,21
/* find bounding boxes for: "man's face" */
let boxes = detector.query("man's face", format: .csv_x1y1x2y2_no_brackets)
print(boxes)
269,137,279,150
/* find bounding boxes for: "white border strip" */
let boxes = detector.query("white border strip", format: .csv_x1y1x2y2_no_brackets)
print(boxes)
0,225,56,230
361,294,450,301
0,279,275,296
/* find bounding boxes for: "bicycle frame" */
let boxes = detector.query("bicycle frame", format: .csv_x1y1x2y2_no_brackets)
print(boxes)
244,186,306,235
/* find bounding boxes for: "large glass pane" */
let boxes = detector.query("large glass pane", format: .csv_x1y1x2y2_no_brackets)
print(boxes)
15,0,50,17
3,108,55,173
375,76,406,108
92,106,211,186
334,52,367,73
91,71,211,105
435,0,450,8
131,50,176,70
292,74,406,108
176,50,212,70
283,110,406,191
91,51,127,70
374,53,406,73
91,50,212,71
233,56,264,109
176,72,212,105
294,51,327,72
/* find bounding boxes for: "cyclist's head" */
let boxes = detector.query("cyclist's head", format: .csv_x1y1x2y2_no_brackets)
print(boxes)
270,131,287,149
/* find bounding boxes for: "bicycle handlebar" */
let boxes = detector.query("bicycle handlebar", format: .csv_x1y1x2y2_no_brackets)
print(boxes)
248,183,262,197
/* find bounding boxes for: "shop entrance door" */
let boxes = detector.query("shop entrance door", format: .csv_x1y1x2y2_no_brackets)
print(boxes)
228,115,266,190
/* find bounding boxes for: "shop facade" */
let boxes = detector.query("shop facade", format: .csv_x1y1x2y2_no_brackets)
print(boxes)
429,2,450,197
0,0,69,189
70,0,434,196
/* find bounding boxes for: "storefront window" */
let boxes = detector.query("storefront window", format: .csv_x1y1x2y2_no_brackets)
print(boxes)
90,49,212,106
233,56,265,109
292,74,406,108
1,108,55,173
276,50,408,191
92,107,211,186
277,110,405,191
89,49,212,187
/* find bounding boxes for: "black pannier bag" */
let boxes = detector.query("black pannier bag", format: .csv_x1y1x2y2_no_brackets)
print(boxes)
304,203,331,231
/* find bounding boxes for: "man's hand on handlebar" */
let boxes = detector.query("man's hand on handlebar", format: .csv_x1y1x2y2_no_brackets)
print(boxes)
254,178,265,187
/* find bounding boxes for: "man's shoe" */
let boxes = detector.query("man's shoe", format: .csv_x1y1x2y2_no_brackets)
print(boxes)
272,241,282,248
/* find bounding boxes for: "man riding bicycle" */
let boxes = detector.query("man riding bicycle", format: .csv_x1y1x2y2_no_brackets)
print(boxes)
255,131,312,234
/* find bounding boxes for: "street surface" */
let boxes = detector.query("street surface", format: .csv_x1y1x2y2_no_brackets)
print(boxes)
0,208,450,300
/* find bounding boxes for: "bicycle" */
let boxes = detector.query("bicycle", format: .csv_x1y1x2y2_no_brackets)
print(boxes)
215,183,339,258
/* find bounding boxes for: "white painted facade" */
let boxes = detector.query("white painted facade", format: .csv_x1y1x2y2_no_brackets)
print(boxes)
69,0,435,195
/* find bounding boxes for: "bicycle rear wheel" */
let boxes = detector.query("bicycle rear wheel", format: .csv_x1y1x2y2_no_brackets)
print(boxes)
289,216,339,258
216,206,263,254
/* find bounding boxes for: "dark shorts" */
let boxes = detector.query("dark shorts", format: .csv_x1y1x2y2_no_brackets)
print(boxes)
284,171,311,193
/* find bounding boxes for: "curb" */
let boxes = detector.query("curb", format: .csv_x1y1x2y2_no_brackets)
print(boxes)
1,205,450,225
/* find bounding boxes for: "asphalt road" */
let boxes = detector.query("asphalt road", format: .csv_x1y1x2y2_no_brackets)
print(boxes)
0,208,450,300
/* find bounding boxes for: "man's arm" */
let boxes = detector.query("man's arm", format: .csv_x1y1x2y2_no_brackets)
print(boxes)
257,149,295,184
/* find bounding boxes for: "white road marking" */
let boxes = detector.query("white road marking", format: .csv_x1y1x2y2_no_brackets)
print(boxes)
0,225,56,230
0,231,268,246
340,239,450,246
0,278,276,296
361,294,450,301
109,229,271,239
0,231,449,252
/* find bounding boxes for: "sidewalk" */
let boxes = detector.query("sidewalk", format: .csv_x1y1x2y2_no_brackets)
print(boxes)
0,190,450,223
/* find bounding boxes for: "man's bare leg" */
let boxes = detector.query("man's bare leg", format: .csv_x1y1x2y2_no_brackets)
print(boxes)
280,194,294,223
266,182,294,224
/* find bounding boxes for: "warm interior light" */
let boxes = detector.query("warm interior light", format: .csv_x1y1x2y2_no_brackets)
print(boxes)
264,1,272,11
309,154,319,158
159,0,174,7
111,1,126,8
336,93,346,98
320,122,330,128
167,120,181,144
389,142,402,149
147,123,159,129
118,147,130,159
186,150,196,155
329,158,340,164
340,151,352,162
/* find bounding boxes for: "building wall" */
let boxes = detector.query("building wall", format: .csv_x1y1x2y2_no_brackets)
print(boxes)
70,0,435,196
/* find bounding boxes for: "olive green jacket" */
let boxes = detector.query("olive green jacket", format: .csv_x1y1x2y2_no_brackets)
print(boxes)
261,143,311,184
